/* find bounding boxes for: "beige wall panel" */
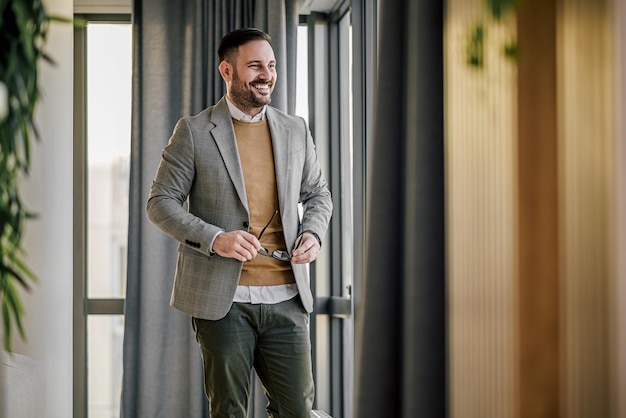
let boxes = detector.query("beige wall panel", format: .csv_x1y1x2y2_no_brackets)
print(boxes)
614,1,626,416
557,0,616,416
445,1,519,417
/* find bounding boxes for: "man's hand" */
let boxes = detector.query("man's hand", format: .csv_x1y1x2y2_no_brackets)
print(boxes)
290,232,321,264
212,231,261,262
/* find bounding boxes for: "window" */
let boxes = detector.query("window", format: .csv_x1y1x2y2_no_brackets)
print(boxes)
74,5,377,418
74,16,132,418
306,1,379,416
300,4,358,416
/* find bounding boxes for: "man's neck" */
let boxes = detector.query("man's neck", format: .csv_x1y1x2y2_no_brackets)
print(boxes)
226,96,263,117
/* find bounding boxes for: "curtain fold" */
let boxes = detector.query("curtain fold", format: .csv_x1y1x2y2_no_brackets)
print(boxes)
121,1,297,417
354,0,447,417
254,0,298,114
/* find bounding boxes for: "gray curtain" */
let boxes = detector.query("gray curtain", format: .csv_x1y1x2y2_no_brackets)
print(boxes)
354,1,447,417
121,1,298,417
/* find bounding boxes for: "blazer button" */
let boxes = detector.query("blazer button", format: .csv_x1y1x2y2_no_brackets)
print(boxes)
243,221,249,228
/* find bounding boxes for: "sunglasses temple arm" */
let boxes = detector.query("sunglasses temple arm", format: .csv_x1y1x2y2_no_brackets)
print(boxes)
257,209,279,241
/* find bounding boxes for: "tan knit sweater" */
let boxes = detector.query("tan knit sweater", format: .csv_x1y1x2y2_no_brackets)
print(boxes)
233,118,295,286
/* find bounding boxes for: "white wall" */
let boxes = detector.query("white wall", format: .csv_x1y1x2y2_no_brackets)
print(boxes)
14,0,74,417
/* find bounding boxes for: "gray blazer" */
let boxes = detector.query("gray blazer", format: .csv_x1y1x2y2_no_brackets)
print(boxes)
146,98,333,320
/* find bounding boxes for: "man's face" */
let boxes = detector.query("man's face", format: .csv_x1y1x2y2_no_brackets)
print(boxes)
224,40,277,114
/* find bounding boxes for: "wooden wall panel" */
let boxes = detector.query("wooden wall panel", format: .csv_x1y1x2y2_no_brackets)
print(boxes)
517,0,560,416
557,0,616,416
446,0,623,416
614,2,626,416
445,1,519,417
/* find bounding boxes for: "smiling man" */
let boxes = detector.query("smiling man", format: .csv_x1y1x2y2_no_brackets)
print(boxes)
220,36,276,114
146,28,333,418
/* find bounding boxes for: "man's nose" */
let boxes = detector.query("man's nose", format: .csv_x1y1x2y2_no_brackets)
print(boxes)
260,65,274,78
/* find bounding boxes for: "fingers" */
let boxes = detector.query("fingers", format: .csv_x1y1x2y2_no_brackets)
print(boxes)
211,230,320,264
212,230,261,262
290,232,320,264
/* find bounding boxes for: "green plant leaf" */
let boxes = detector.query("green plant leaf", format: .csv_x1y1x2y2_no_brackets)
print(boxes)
486,0,521,20
0,0,51,351
467,23,486,69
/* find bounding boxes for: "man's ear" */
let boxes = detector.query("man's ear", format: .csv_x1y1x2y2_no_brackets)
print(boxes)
218,61,232,81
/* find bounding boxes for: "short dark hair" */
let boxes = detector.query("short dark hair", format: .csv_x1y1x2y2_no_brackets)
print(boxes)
218,28,272,63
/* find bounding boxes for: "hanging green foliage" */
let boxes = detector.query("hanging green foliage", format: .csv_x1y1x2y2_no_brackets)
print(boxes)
486,0,522,20
0,0,50,351
466,0,521,69
467,23,486,68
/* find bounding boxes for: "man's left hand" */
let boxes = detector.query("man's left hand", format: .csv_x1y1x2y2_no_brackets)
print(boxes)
290,232,321,264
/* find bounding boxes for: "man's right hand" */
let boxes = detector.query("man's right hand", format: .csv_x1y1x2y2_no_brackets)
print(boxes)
212,231,261,262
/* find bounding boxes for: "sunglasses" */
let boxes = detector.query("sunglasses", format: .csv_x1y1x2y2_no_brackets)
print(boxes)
256,210,291,262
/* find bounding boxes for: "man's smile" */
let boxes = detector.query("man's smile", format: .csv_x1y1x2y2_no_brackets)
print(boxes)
251,81,272,94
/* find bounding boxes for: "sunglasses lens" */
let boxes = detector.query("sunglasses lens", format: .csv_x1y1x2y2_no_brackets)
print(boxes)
273,250,290,261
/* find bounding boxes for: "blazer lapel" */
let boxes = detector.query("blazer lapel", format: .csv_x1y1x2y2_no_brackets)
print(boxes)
267,108,291,216
210,98,249,212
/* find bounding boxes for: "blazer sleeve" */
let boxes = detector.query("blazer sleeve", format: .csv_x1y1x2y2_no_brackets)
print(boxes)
146,118,224,255
298,118,333,244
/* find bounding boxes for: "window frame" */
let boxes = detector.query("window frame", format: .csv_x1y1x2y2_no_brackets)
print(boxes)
73,14,132,418
73,4,379,417
303,1,377,416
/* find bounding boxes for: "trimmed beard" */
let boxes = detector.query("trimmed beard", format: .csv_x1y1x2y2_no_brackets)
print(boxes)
229,68,273,110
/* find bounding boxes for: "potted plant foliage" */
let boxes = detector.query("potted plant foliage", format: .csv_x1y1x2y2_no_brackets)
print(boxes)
0,0,50,351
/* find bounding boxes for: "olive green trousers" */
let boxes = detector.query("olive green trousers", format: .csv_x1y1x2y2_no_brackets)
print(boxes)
193,296,314,418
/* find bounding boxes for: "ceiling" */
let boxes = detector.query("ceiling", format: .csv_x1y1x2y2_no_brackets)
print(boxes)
298,0,342,14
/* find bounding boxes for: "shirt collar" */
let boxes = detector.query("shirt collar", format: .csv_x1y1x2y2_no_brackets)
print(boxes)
225,96,267,122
